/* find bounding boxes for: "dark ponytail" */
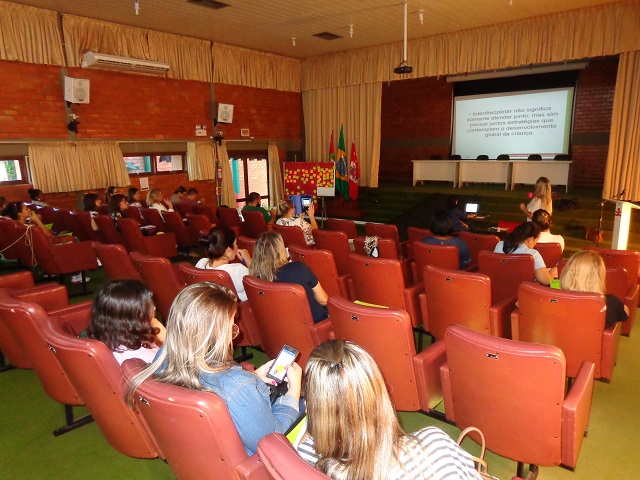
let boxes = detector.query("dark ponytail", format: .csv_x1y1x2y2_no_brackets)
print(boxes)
502,222,541,253
204,226,236,260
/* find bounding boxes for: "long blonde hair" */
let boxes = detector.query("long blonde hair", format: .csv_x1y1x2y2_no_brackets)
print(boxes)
126,282,237,405
146,188,163,206
560,250,606,297
533,176,553,213
249,232,287,282
304,340,408,480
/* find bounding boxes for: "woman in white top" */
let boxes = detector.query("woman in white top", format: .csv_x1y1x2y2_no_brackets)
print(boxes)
127,187,143,208
195,226,252,301
532,208,565,251
146,188,174,213
275,199,317,246
87,279,166,365
493,221,557,285
519,176,552,221
297,340,481,480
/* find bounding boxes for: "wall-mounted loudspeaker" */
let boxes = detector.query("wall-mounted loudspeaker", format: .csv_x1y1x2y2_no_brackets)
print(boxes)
217,103,234,124
64,76,90,104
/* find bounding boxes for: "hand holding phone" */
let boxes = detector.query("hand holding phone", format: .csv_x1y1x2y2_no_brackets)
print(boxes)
266,344,299,384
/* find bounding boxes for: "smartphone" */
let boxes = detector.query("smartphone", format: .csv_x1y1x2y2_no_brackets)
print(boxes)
266,344,299,384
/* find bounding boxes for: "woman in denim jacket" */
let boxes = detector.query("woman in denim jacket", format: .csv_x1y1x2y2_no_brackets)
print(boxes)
127,282,302,455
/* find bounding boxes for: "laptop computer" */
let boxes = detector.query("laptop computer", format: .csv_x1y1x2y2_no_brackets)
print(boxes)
465,203,479,214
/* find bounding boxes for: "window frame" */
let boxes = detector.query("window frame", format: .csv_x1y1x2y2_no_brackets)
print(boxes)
0,156,30,185
229,151,270,208
123,151,187,176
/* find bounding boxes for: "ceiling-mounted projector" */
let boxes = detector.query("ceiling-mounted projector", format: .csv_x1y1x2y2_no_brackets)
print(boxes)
394,62,413,75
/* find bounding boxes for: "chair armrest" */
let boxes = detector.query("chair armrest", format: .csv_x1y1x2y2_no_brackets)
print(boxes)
0,271,34,290
403,282,424,328
510,307,521,341
310,318,335,345
489,294,517,338
144,232,178,258
413,340,446,412
621,283,639,336
15,283,69,312
49,301,93,336
236,453,271,480
337,274,354,301
600,321,621,381
410,261,418,285
561,361,595,468
400,257,414,286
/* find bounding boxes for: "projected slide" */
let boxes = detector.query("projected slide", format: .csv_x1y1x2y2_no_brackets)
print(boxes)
452,88,574,159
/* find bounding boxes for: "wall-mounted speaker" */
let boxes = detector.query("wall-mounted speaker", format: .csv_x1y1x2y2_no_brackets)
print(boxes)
64,76,90,104
217,103,234,123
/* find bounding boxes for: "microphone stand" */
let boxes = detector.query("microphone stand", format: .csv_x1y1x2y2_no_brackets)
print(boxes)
596,189,626,247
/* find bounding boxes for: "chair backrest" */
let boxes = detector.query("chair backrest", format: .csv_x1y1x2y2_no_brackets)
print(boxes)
347,253,406,309
443,324,567,466
237,235,257,256
42,316,159,458
93,242,142,280
273,224,308,248
140,208,168,233
476,154,489,160
0,219,37,266
353,236,399,260
429,154,443,160
258,433,331,480
554,154,570,160
327,296,420,410
423,265,492,339
584,247,640,289
456,231,499,266
450,154,462,160
242,276,317,367
606,267,628,302
312,229,351,276
185,213,212,245
93,214,125,245
0,290,82,405
411,241,459,282
527,154,542,160
38,206,57,224
72,211,101,241
118,217,149,253
534,242,563,267
130,251,185,320
162,211,193,247
478,250,534,304
326,218,358,239
364,223,402,258
53,208,74,234
241,210,269,238
407,226,433,243
125,206,145,225
288,245,342,298
497,154,510,160
496,220,521,233
122,360,251,480
516,282,605,378
174,202,193,218
215,206,242,227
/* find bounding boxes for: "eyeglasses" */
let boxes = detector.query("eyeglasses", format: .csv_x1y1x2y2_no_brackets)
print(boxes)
231,323,240,340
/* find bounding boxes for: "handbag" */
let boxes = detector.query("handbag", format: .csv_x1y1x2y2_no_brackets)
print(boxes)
456,426,499,480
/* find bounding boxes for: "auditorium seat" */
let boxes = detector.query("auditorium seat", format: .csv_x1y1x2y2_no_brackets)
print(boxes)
312,229,351,276
326,218,357,239
288,244,352,300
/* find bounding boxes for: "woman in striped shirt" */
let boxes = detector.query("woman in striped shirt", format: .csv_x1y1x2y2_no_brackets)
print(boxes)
297,340,481,480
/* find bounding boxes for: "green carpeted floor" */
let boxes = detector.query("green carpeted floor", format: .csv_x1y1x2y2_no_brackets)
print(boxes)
2,181,639,479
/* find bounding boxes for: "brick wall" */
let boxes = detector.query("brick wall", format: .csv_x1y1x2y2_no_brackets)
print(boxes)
379,57,619,187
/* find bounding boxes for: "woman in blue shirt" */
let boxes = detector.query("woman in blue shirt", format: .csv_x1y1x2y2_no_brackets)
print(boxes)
126,282,302,455
422,210,471,270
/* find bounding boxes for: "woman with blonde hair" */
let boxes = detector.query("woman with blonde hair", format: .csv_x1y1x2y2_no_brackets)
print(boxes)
126,282,302,456
560,250,628,327
297,340,481,480
520,176,552,220
146,188,174,213
250,232,329,323
275,199,317,246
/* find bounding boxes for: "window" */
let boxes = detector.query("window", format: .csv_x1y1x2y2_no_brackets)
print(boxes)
123,153,185,175
229,152,269,209
0,157,29,185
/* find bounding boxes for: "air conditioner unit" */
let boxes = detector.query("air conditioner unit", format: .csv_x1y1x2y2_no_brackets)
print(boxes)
81,51,170,76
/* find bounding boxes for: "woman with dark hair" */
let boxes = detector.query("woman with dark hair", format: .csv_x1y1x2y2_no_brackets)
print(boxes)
446,196,475,233
3,201,52,236
250,231,328,323
87,279,166,365
108,194,128,219
27,188,48,206
422,210,471,270
104,186,120,204
83,193,102,214
493,221,557,285
127,187,143,207
531,209,565,251
195,226,252,301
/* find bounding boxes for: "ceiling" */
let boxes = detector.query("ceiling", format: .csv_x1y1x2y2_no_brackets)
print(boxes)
10,0,621,59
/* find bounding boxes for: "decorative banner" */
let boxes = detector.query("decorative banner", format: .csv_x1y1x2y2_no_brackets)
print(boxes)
283,162,335,204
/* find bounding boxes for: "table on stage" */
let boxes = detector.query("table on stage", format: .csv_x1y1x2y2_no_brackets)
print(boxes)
510,160,572,192
412,160,459,187
458,160,511,190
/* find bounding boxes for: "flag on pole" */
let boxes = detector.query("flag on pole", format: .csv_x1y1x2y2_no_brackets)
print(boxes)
328,130,335,162
349,141,359,200
336,125,349,199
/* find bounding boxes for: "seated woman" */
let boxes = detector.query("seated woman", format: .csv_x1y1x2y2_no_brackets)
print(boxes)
493,222,557,285
250,232,329,323
560,250,628,328
275,199,317,246
196,226,252,301
146,188,174,213
126,282,302,455
27,188,48,207
127,187,143,208
108,194,129,221
83,193,102,231
87,279,166,364
422,210,471,270
104,186,120,205
446,195,476,233
297,340,481,480
531,209,565,251
1,201,72,244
